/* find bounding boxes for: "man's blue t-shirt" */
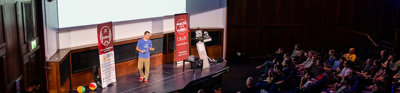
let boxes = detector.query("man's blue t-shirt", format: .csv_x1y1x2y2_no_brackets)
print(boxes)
332,60,340,70
137,38,152,58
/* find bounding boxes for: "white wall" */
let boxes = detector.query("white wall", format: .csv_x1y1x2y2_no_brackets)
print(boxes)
47,0,226,59
187,0,226,29
43,0,59,60
58,16,176,49
57,0,226,49
189,8,226,29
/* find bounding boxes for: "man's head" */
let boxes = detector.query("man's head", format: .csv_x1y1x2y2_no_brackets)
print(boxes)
311,55,319,62
246,77,256,88
274,65,283,72
296,50,302,56
294,44,300,50
144,31,151,40
282,61,287,67
276,48,284,54
329,49,335,56
307,50,315,58
365,58,372,65
380,50,387,57
349,48,355,54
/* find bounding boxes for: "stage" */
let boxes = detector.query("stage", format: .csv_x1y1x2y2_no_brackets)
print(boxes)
76,61,227,93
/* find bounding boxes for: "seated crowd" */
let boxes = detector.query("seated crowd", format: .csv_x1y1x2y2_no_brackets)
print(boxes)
245,44,400,93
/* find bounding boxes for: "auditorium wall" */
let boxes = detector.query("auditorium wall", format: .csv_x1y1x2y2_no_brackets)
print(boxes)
43,0,227,60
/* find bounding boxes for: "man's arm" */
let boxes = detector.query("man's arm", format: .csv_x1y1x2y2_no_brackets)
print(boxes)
150,47,155,51
136,47,144,53
149,41,155,51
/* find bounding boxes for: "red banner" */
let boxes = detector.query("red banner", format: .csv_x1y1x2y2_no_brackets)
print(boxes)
174,13,189,62
97,22,114,54
97,22,117,88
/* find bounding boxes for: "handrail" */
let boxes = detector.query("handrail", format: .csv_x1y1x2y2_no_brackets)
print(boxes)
349,30,378,47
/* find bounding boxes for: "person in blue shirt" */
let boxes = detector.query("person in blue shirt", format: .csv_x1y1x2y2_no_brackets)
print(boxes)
136,31,155,83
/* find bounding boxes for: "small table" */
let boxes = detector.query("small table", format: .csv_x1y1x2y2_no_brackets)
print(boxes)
182,59,203,72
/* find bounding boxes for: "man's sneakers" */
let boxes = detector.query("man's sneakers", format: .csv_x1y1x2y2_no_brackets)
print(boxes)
138,75,149,84
138,75,144,82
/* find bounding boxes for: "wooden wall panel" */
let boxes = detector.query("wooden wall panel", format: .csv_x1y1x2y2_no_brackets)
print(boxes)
3,3,22,87
59,78,70,93
245,0,260,24
115,53,164,78
70,53,164,89
47,62,59,93
279,0,293,24
0,4,4,92
149,53,164,68
0,6,3,44
190,45,223,60
226,0,399,59
0,0,44,93
226,28,257,57
47,49,70,93
115,59,138,77
70,70,92,89
324,0,339,24
292,0,306,24
163,50,175,64
0,55,5,92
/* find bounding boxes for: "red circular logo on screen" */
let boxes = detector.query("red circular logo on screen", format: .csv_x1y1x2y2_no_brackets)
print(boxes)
100,26,112,46
176,19,188,35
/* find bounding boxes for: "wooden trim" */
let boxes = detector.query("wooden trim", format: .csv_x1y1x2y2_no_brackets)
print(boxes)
113,32,164,46
189,28,224,32
22,46,40,63
48,49,70,63
70,32,164,54
65,29,223,55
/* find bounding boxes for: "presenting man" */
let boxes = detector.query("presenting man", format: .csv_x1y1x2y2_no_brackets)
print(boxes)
136,31,155,83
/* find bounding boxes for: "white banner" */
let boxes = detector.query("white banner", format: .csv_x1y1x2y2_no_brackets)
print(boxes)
99,51,116,88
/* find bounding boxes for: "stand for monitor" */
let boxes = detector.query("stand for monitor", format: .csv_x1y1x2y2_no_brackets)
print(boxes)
197,41,210,69
193,30,212,69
